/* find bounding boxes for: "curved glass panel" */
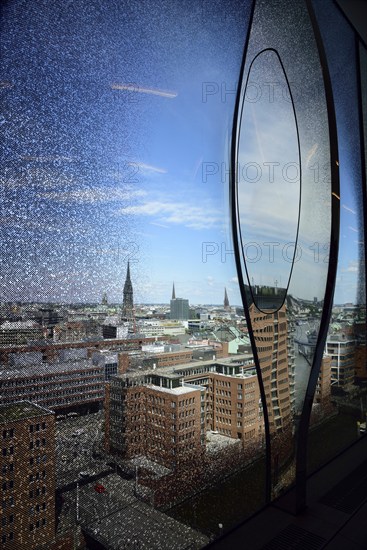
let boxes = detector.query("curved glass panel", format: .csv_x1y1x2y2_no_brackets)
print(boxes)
237,49,300,312
233,0,335,501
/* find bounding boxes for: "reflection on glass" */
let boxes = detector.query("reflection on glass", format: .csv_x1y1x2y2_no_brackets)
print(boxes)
305,4,367,476
233,0,334,504
237,49,300,313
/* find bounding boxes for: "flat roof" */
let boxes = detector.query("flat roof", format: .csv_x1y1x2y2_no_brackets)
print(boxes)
0,359,102,379
154,353,254,376
0,400,54,424
145,383,201,396
78,474,208,550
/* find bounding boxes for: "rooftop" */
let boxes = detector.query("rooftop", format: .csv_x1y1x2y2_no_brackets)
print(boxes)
145,383,202,396
0,400,54,424
0,358,103,379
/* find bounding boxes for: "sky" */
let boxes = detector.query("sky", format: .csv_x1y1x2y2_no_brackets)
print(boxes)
0,0,363,307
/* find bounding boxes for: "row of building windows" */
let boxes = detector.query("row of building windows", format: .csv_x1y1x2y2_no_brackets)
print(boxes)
178,409,195,418
216,417,232,425
1,464,13,474
0,369,103,387
178,398,195,407
178,420,195,430
29,502,46,514
29,439,46,450
216,408,232,416
29,486,46,498
4,384,103,398
29,455,47,466
29,471,46,482
216,389,232,397
29,518,46,530
29,422,46,433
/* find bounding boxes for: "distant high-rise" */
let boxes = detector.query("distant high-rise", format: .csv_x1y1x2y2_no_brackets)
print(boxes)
121,261,134,319
170,298,189,320
172,282,176,300
224,287,230,309
102,292,108,306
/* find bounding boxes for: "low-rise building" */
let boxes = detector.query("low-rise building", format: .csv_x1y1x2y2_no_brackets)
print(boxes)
0,357,105,412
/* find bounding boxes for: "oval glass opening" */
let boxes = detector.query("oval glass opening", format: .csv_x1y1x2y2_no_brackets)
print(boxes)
237,49,300,312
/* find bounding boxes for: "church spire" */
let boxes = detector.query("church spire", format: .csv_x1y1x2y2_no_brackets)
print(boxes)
122,261,134,319
172,282,176,300
224,287,230,309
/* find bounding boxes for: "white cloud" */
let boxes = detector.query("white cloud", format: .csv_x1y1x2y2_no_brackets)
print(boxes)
342,261,359,273
111,83,177,99
119,199,222,230
131,162,167,174
206,276,214,286
342,204,356,215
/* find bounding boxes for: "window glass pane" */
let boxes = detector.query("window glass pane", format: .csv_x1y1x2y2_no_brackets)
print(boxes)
0,0,268,545
306,0,367,474
234,0,333,498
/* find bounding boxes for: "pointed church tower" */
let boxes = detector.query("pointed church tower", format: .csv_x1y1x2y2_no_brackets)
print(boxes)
224,287,230,309
122,261,134,319
172,282,176,300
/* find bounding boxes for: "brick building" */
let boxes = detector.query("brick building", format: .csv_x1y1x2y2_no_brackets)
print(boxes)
0,401,55,549
249,303,295,434
0,357,105,413
325,335,356,387
105,373,205,469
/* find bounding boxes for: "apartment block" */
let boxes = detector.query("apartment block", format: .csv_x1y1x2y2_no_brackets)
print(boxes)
249,304,294,434
325,336,356,387
0,401,55,550
183,361,264,446
106,373,205,469
315,356,332,404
